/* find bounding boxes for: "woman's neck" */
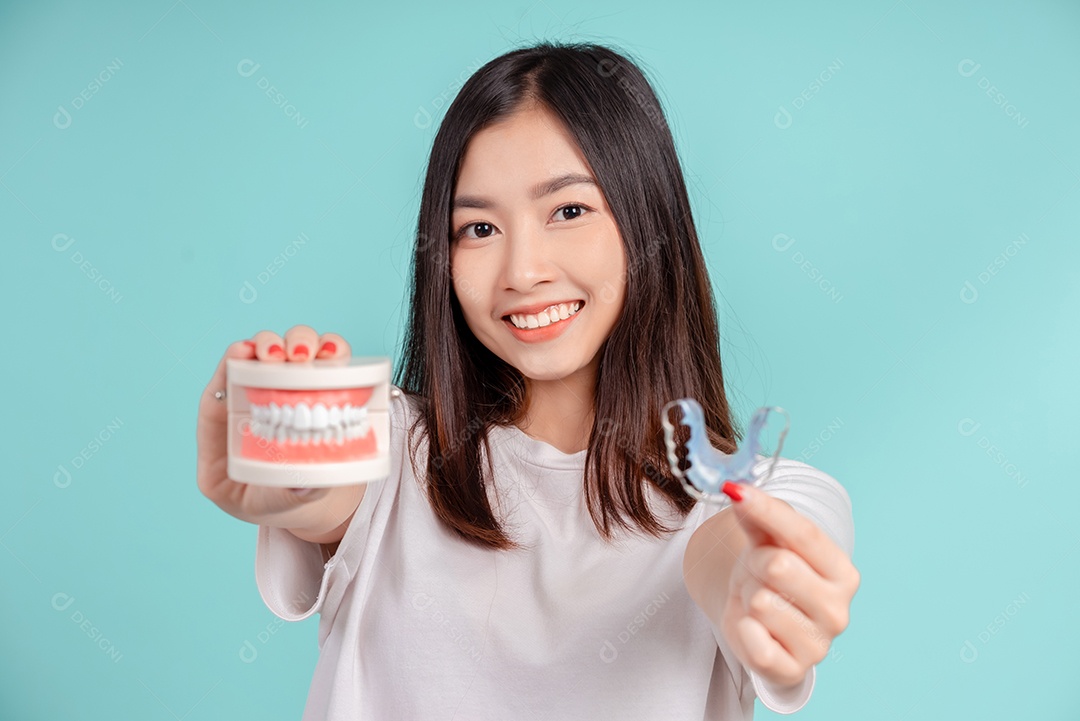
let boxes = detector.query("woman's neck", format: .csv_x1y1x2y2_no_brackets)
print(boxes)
518,364,597,455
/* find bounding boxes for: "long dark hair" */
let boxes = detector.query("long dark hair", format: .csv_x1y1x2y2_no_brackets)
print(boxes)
394,40,741,551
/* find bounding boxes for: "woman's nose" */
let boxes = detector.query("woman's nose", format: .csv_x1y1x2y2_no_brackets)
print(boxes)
501,227,556,291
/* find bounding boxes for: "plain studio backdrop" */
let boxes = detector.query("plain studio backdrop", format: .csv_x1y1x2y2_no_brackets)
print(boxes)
2,0,1077,718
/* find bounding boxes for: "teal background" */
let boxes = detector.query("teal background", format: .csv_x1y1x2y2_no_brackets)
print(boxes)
3,0,1078,718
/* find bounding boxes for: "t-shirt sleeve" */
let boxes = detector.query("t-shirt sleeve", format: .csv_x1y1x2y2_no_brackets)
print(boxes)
717,456,855,714
254,478,386,622
253,384,411,622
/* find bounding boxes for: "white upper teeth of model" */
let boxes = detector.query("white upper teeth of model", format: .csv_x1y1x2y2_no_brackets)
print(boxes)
509,301,582,329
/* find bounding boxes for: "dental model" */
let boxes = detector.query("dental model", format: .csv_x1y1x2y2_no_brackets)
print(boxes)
661,398,790,508
225,356,391,488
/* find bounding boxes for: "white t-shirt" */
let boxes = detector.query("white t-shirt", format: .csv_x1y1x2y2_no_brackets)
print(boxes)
255,385,855,719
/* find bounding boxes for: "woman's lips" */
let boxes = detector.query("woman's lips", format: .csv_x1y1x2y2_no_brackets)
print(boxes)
503,302,583,343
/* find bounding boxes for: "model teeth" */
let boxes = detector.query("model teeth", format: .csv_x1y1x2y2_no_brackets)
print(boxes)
246,402,370,445
510,301,582,329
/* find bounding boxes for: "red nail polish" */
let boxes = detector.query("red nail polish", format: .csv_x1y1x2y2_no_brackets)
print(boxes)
268,344,285,358
722,481,743,502
293,344,310,359
317,341,337,357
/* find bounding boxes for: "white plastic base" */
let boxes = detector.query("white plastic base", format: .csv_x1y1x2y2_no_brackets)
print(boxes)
227,454,390,488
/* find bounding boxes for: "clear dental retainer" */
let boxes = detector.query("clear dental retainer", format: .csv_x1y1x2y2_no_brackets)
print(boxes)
661,397,791,510
225,356,391,488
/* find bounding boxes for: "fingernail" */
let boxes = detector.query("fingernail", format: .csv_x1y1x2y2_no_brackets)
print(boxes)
293,344,310,360
291,487,313,496
268,344,285,358
722,481,743,502
243,340,256,351
316,341,336,358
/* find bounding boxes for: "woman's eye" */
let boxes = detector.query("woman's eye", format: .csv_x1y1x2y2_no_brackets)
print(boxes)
456,222,495,240
556,204,587,221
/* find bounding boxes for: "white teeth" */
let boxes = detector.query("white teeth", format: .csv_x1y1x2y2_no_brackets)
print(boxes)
509,301,582,329
311,403,328,430
247,400,372,441
294,403,312,431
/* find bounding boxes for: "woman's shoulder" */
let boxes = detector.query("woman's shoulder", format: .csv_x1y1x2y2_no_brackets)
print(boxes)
755,456,851,504
751,455,855,556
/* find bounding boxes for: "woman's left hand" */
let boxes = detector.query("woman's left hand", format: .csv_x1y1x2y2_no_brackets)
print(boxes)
720,482,861,689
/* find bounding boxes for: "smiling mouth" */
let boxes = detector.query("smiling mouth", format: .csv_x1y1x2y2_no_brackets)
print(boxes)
503,300,585,330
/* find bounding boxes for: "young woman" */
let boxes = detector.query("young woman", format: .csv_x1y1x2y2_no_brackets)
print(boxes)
197,41,859,719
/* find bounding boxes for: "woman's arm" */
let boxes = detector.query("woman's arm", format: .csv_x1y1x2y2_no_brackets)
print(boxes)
285,484,367,557
684,506,747,636
684,483,860,690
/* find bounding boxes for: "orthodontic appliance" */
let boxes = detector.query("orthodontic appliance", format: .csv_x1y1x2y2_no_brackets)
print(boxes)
661,398,790,508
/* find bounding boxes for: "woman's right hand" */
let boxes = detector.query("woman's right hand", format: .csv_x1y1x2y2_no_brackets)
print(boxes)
196,325,358,531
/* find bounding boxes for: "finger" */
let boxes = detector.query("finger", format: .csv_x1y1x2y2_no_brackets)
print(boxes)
730,483,849,582
734,615,805,688
196,340,259,494
284,325,319,362
315,331,350,360
198,339,257,417
253,330,286,361
743,545,836,626
740,577,829,669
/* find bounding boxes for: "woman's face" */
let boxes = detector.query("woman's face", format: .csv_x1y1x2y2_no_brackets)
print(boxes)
449,103,627,385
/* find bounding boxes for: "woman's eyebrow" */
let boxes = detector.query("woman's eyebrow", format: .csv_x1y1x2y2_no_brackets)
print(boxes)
452,172,597,210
